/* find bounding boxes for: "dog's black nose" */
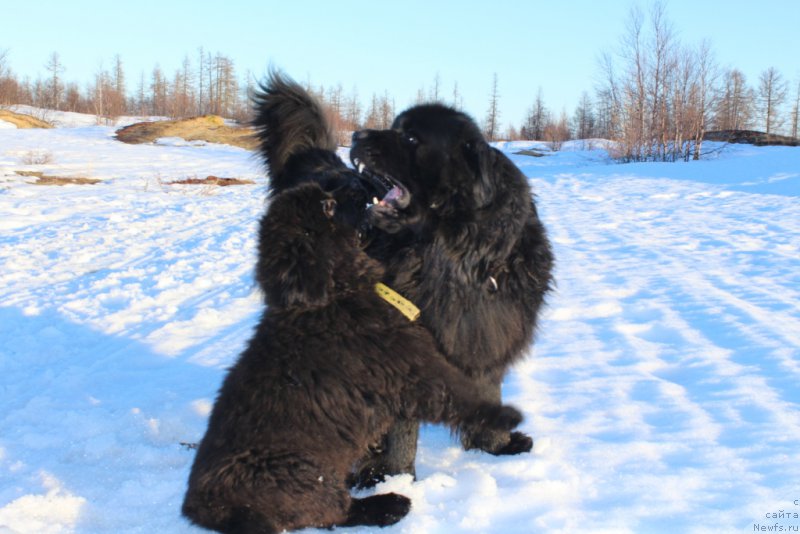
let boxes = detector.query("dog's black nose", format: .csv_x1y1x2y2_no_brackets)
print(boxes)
352,130,369,143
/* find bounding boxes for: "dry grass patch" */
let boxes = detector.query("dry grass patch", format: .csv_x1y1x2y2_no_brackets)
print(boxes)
0,109,54,129
166,175,255,187
115,115,258,150
16,171,101,186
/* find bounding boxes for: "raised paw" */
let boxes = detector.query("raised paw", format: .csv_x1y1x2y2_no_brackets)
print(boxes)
469,403,523,432
488,431,533,456
344,493,411,528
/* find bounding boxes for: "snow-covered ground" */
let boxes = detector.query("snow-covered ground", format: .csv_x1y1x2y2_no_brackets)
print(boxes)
1,111,798,533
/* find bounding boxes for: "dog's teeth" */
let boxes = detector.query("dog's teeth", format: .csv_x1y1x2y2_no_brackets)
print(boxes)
373,196,380,205
358,163,366,173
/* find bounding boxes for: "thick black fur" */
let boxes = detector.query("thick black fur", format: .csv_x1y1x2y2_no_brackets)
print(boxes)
181,74,525,533
350,104,555,485
251,69,363,200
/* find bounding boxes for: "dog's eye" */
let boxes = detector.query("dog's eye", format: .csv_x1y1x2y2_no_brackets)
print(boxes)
404,132,419,146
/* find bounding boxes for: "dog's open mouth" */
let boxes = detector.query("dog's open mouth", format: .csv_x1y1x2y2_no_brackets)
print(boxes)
352,158,410,210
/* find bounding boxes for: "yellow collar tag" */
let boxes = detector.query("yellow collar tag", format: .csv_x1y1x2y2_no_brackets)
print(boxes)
375,283,421,322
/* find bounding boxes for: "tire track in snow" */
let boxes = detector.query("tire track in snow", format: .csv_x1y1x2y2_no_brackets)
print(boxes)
518,174,800,531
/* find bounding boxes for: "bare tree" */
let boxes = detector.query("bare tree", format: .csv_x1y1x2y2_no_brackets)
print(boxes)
572,91,596,140
452,81,463,109
521,87,549,140
758,67,788,135
597,2,719,162
791,77,800,140
0,48,9,80
483,73,500,141
713,69,753,131
429,72,442,101
685,40,718,160
135,72,147,116
341,87,362,144
544,110,571,151
197,47,206,115
151,65,168,116
378,91,394,128
45,52,65,110
0,48,20,105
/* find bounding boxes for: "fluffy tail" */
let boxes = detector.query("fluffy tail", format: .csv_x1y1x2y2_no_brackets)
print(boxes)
251,69,337,192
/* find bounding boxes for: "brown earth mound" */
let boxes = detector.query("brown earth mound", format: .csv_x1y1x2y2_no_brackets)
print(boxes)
16,171,100,186
115,115,258,150
0,110,54,129
514,149,547,157
167,175,255,186
704,130,799,147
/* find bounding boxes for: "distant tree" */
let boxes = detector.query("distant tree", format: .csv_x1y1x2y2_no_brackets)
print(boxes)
572,91,596,139
63,82,81,112
757,67,788,135
521,87,548,140
364,93,381,129
135,71,147,115
0,48,20,105
90,68,108,118
378,91,394,128
102,55,128,118
595,51,621,140
483,73,500,141
597,2,719,162
688,40,718,160
713,69,753,131
544,110,571,151
414,86,426,104
197,47,206,115
151,65,168,116
342,87,362,143
430,72,441,101
326,83,344,135
451,81,463,109
791,78,800,140
113,55,125,99
0,48,8,80
45,52,65,110
362,91,394,129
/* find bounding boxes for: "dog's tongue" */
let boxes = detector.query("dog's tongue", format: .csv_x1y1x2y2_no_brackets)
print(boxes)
378,186,404,206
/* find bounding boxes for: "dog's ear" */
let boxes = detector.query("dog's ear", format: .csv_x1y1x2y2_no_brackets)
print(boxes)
463,140,496,209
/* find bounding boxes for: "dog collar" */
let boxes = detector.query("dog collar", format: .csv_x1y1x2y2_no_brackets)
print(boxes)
375,283,420,322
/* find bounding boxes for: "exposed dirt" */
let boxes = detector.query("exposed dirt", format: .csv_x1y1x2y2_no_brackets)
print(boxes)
166,175,255,187
0,110,54,129
115,115,258,150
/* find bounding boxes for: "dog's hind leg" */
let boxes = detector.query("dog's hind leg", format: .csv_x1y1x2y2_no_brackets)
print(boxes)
349,420,419,488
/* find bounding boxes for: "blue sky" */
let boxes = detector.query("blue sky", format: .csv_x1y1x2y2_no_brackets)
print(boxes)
3,0,798,128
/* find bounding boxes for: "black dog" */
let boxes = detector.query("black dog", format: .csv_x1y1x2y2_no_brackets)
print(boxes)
181,74,525,533
350,104,554,484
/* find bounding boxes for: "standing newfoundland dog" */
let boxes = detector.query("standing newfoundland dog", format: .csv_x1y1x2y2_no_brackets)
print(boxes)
181,73,525,533
350,104,554,484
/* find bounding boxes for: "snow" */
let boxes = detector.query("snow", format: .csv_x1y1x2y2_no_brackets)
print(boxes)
1,111,799,533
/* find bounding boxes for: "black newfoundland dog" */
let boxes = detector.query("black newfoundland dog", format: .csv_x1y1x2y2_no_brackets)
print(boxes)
181,73,525,533
350,103,554,484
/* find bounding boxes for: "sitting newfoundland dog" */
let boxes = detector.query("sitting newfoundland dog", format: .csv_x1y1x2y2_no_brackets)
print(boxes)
181,73,525,533
350,104,554,484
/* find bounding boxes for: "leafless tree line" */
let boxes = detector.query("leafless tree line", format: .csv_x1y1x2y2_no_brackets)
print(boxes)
593,2,798,160
0,49,252,122
2,12,798,159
